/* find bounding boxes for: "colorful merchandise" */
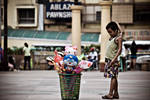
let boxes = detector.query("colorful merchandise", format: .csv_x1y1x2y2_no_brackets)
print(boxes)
78,60,93,69
65,46,77,56
63,54,78,73
50,46,92,74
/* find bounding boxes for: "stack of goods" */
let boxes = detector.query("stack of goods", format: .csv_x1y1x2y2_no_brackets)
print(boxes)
47,46,92,74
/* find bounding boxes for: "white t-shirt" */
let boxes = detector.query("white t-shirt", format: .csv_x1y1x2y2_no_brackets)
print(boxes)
121,45,128,57
23,47,31,56
89,51,98,60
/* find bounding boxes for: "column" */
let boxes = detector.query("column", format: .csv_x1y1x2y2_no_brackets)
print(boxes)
99,0,112,72
38,4,44,31
71,5,83,56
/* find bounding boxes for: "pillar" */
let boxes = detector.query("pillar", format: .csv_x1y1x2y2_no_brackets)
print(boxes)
38,4,44,31
71,5,83,56
99,0,112,72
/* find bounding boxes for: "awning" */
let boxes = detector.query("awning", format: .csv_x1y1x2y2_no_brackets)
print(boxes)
6,29,100,43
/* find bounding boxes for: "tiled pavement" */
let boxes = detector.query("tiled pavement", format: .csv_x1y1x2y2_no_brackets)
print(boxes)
0,70,150,100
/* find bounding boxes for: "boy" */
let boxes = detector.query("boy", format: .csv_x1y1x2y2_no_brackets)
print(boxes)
102,21,122,99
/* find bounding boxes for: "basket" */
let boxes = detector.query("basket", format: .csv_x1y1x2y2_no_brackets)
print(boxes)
59,73,81,100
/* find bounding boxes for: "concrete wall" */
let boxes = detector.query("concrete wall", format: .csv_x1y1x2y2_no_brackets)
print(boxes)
1,37,70,48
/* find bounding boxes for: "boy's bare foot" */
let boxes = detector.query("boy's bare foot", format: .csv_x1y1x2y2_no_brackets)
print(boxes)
113,92,119,99
102,95,113,99
113,96,119,99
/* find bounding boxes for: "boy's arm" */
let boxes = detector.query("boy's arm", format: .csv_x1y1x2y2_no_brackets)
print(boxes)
109,36,122,67
116,21,124,37
116,21,123,33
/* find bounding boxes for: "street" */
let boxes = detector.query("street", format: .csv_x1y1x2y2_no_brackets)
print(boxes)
0,70,150,100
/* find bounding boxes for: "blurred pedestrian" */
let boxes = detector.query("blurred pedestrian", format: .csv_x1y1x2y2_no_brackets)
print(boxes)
120,44,128,71
8,55,17,71
88,47,98,70
130,40,137,70
23,42,31,70
102,21,122,99
0,47,3,63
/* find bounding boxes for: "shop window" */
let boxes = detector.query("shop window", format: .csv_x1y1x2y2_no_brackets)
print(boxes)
82,5,101,24
134,3,150,23
96,11,101,21
17,8,35,24
16,6,37,27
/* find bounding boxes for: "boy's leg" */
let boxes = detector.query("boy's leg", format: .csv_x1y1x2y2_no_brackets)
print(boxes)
102,77,115,99
113,78,119,98
109,77,116,96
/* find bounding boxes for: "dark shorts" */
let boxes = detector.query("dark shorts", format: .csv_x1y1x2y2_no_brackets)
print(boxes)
131,55,137,59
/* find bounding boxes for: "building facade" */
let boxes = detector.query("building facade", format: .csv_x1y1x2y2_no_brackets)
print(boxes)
0,0,150,48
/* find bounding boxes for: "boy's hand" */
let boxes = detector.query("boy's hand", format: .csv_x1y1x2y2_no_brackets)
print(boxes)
108,61,113,67
108,59,115,67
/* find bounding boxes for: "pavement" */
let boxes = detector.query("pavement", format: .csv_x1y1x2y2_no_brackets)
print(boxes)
0,70,150,100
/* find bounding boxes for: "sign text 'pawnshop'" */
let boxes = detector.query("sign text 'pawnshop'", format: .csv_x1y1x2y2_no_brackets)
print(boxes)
46,2,74,19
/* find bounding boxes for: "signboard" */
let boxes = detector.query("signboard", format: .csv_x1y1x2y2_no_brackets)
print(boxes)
125,30,150,40
46,2,74,19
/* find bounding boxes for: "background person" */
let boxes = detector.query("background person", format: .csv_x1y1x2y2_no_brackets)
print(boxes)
8,55,16,71
88,47,98,70
23,42,31,70
119,44,128,71
130,40,137,70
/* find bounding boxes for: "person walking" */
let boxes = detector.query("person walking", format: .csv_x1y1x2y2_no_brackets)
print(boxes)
23,42,31,70
102,21,122,99
130,40,137,70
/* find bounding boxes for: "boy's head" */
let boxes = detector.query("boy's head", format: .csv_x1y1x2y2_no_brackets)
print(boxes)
106,21,119,37
106,21,119,32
